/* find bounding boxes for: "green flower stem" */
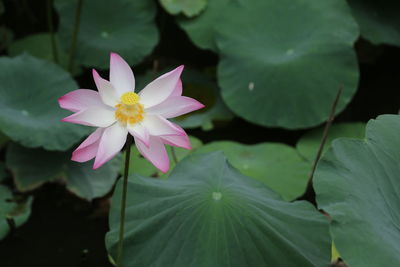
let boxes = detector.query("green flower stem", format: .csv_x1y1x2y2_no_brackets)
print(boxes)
46,0,59,64
116,136,133,267
170,146,178,164
303,85,343,197
68,0,84,72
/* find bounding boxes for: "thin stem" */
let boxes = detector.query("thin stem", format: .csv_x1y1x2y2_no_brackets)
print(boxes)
6,217,16,237
116,137,133,267
152,59,159,75
303,85,343,196
46,0,59,64
170,146,178,165
68,0,84,72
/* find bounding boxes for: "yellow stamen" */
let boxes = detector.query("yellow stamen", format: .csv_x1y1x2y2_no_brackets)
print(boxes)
115,93,144,125
120,92,140,105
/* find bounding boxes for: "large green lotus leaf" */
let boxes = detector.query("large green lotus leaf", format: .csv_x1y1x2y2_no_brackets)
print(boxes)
194,141,309,200
106,152,331,266
55,0,158,68
297,122,366,162
177,0,229,51
348,0,400,46
217,0,359,128
0,185,32,240
122,136,202,177
0,54,89,150
8,33,81,75
6,144,120,200
137,69,233,130
314,115,400,266
160,0,207,17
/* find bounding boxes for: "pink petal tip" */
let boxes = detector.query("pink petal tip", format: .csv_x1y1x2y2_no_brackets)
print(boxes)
159,166,169,174
110,52,122,59
92,69,100,78
92,161,103,170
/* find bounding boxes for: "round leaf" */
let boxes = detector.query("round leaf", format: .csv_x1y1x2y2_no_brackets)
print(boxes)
296,122,366,162
6,144,120,200
217,0,359,128
315,115,400,266
0,54,89,150
195,141,309,200
348,0,400,46
106,152,331,266
56,0,159,68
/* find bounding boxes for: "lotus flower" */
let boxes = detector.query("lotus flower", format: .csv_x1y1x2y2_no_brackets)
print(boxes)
59,53,204,172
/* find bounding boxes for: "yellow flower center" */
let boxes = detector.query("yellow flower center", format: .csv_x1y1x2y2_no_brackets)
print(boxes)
115,92,144,125
120,92,140,105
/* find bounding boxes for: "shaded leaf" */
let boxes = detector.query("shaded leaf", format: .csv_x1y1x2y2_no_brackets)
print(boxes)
0,54,89,150
0,185,32,240
6,144,120,200
348,0,400,46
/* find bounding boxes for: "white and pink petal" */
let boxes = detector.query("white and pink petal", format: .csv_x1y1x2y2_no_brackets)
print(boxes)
92,69,119,107
171,79,182,96
109,52,135,96
61,106,116,127
135,136,169,173
161,134,191,150
139,65,184,108
71,128,105,162
141,114,185,136
145,96,204,118
58,89,104,112
93,123,128,169
127,123,150,147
